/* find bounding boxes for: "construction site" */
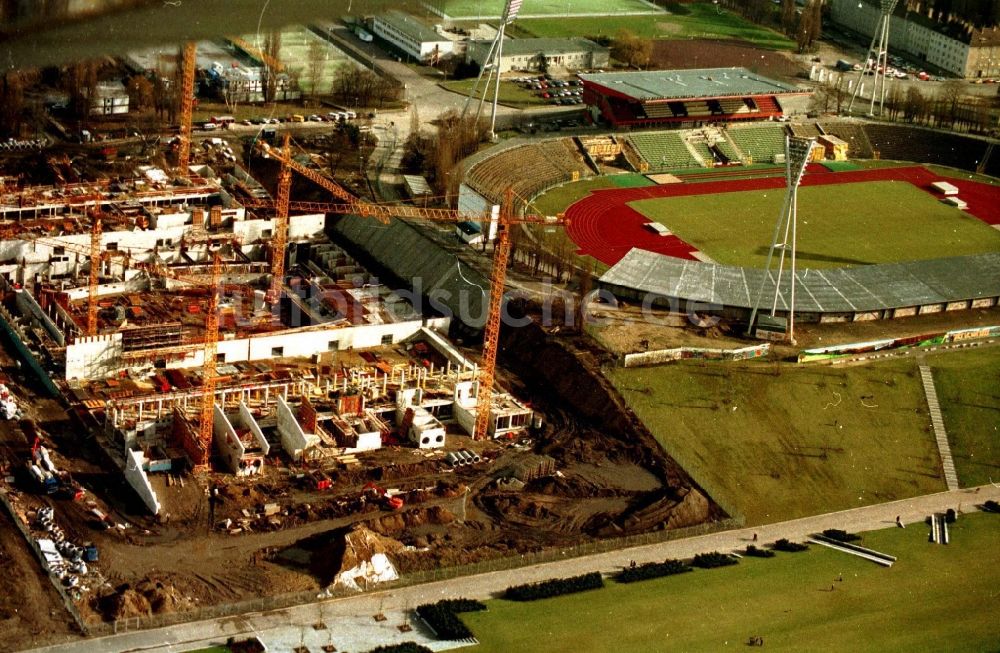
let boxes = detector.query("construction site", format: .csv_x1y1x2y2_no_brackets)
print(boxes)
0,40,714,641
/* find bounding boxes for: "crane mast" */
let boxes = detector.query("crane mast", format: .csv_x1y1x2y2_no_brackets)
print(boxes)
87,215,102,336
176,42,197,174
195,252,222,469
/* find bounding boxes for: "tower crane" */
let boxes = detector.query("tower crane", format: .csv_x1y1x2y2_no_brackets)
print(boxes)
28,228,223,466
248,138,566,440
176,41,197,174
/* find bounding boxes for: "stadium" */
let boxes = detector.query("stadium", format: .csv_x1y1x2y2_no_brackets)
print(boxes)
579,67,809,128
458,114,1000,325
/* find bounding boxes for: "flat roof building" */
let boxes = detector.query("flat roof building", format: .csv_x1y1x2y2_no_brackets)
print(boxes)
580,68,806,128
466,37,609,73
369,10,455,63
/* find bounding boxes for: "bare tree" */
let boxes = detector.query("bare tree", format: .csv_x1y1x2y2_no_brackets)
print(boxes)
610,29,652,70
0,71,26,137
306,40,326,97
126,75,155,112
781,0,798,35
262,31,282,103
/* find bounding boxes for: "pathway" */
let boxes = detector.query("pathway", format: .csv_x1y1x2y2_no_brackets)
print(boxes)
919,362,960,490
28,484,1000,653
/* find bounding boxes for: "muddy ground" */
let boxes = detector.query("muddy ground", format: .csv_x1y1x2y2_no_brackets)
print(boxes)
0,309,716,637
650,39,805,81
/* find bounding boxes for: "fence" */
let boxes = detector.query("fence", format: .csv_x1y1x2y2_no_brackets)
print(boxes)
623,344,771,367
0,489,90,635
92,514,742,636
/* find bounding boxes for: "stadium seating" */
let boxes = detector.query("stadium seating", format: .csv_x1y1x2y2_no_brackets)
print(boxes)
752,96,782,115
715,139,741,163
717,98,754,115
727,124,788,163
790,123,822,138
690,141,716,166
862,124,990,171
642,103,674,119
465,139,592,204
627,132,700,171
818,122,873,159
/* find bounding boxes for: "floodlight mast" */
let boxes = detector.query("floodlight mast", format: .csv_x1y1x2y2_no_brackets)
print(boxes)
461,0,522,139
847,0,899,117
746,136,815,344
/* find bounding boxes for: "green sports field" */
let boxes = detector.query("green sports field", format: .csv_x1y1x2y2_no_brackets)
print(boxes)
929,347,1000,488
457,513,1000,653
431,0,660,18
629,181,1000,268
511,3,794,49
608,358,945,524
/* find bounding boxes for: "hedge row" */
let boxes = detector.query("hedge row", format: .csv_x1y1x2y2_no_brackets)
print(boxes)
822,529,861,542
616,559,692,583
744,545,775,558
773,538,809,552
504,572,604,601
415,598,485,640
365,644,434,653
692,551,739,569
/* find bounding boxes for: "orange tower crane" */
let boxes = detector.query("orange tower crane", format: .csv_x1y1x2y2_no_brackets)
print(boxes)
87,214,102,336
268,134,293,304
195,251,222,468
247,141,565,440
176,41,197,174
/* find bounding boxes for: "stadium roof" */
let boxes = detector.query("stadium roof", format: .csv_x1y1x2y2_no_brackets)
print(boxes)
579,68,801,101
599,249,1000,313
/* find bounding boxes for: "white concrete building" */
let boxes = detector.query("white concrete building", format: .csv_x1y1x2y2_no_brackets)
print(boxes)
90,81,129,116
466,37,609,74
369,11,455,63
830,0,1000,79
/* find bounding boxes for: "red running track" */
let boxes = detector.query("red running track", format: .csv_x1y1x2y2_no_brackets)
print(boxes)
565,165,1000,267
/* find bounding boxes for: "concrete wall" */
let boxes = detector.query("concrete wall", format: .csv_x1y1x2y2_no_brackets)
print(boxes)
65,314,449,379
276,395,316,461
239,401,270,456
213,404,245,474
15,289,64,345
420,326,475,371
65,333,122,380
124,448,161,514
453,380,477,436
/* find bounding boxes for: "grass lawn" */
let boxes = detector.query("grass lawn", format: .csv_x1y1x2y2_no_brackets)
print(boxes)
628,181,1000,268
531,177,620,215
928,347,1000,487
513,3,793,50
607,359,945,523
432,0,658,17
457,513,1000,653
439,79,547,108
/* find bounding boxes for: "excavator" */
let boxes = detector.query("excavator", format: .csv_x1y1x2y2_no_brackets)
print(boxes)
363,482,404,511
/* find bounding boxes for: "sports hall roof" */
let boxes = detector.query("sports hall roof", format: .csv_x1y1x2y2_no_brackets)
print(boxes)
599,249,1000,313
579,68,800,101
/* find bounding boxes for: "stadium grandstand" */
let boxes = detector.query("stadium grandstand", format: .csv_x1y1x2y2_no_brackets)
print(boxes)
580,68,807,129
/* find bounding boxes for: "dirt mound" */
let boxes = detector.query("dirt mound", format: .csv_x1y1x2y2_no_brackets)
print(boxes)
95,578,193,621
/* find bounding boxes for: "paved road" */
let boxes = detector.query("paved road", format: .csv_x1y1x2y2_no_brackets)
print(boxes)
28,484,1000,653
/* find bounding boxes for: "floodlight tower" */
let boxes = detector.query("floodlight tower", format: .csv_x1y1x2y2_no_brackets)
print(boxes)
461,0,523,139
746,136,816,344
847,0,899,117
